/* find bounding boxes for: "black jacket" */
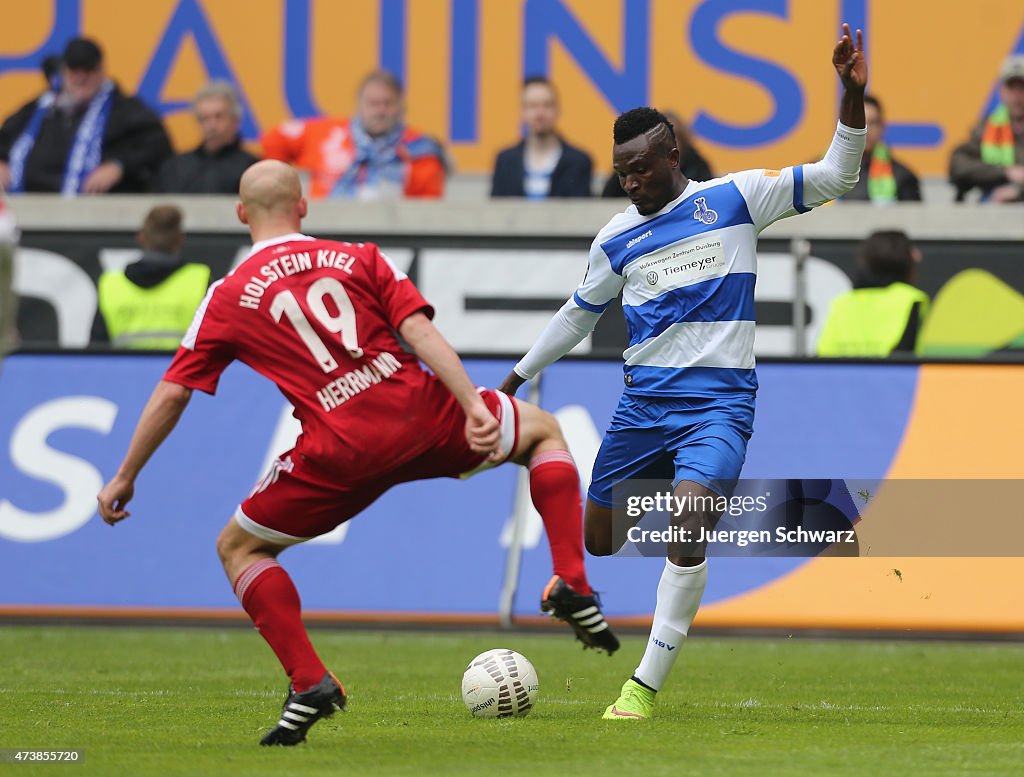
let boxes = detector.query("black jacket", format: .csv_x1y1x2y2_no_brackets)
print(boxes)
0,84,172,193
842,154,922,202
490,138,593,197
157,137,259,194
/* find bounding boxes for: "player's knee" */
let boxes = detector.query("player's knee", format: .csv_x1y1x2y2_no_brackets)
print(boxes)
215,525,234,565
522,403,564,446
216,520,249,566
513,404,568,464
539,408,563,439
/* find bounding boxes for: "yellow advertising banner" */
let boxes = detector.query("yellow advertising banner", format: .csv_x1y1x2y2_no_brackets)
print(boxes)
1,0,1022,177
696,364,1024,634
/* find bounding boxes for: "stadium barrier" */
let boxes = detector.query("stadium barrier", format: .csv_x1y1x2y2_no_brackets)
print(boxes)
8,196,1024,356
2,353,1022,634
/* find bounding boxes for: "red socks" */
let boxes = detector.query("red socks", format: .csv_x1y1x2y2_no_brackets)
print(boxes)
529,450,592,595
230,451,590,689
233,558,326,692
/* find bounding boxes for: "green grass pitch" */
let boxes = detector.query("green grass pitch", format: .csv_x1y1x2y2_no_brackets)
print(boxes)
1,626,1021,776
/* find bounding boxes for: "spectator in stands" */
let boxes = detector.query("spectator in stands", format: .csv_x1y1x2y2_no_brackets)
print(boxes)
950,55,1024,203
817,230,928,357
841,95,921,203
491,76,593,198
0,38,171,195
261,70,445,199
601,110,712,198
94,205,210,350
157,81,258,194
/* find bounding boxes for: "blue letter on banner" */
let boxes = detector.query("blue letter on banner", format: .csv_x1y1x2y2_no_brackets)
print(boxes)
690,0,803,148
450,0,480,142
0,0,80,76
284,0,321,119
840,0,942,147
380,0,407,83
138,0,259,138
523,0,649,113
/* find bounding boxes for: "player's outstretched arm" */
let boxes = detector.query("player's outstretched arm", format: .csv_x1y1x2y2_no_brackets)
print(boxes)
97,380,193,525
781,23,867,213
834,23,867,128
498,298,605,396
498,370,527,396
398,312,502,458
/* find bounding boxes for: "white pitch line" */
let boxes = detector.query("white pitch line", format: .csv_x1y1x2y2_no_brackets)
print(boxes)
0,688,1010,717
406,693,1008,716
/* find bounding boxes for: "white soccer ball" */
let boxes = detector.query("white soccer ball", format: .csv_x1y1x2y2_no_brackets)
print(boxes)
461,648,539,718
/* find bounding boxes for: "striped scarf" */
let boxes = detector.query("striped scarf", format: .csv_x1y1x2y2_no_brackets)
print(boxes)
7,80,115,196
981,104,1015,167
866,142,897,204
330,117,406,198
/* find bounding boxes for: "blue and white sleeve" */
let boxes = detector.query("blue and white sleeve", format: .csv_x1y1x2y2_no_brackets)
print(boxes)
731,121,866,231
513,242,624,380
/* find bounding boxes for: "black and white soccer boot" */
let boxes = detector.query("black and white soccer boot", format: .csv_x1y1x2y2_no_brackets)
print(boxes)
541,576,620,655
259,671,346,746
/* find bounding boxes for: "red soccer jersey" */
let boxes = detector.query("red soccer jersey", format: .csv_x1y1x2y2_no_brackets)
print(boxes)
164,233,455,479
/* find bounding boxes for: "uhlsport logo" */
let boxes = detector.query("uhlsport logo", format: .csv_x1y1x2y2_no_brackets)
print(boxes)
646,270,659,286
626,229,653,249
693,197,718,225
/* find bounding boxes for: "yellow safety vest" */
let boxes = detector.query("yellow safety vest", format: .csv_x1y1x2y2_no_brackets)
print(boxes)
98,263,211,350
817,282,930,357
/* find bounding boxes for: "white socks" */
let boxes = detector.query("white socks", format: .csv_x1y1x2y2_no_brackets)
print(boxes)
633,559,708,692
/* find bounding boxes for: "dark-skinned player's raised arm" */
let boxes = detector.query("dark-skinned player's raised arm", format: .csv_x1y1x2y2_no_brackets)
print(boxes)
500,26,867,396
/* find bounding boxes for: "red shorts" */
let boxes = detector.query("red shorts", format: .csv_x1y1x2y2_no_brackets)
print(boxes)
234,389,519,544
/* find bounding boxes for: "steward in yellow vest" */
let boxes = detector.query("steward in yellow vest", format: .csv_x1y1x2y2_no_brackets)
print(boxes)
95,205,210,350
817,231,928,357
99,263,210,349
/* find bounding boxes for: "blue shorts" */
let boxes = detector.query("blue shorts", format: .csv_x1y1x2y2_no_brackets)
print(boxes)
588,392,755,507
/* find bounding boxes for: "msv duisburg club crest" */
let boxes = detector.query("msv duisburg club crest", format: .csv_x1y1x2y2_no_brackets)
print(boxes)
693,196,718,225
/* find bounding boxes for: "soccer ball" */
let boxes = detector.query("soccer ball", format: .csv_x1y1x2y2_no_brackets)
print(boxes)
461,649,539,718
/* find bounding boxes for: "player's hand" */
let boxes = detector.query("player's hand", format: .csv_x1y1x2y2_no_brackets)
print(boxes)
82,161,123,194
465,401,503,460
0,161,11,191
1005,165,1024,186
498,371,526,397
991,183,1023,203
97,475,135,526
833,23,867,90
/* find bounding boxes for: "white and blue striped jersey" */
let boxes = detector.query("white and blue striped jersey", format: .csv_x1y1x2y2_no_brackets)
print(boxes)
513,122,865,398
574,167,815,397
